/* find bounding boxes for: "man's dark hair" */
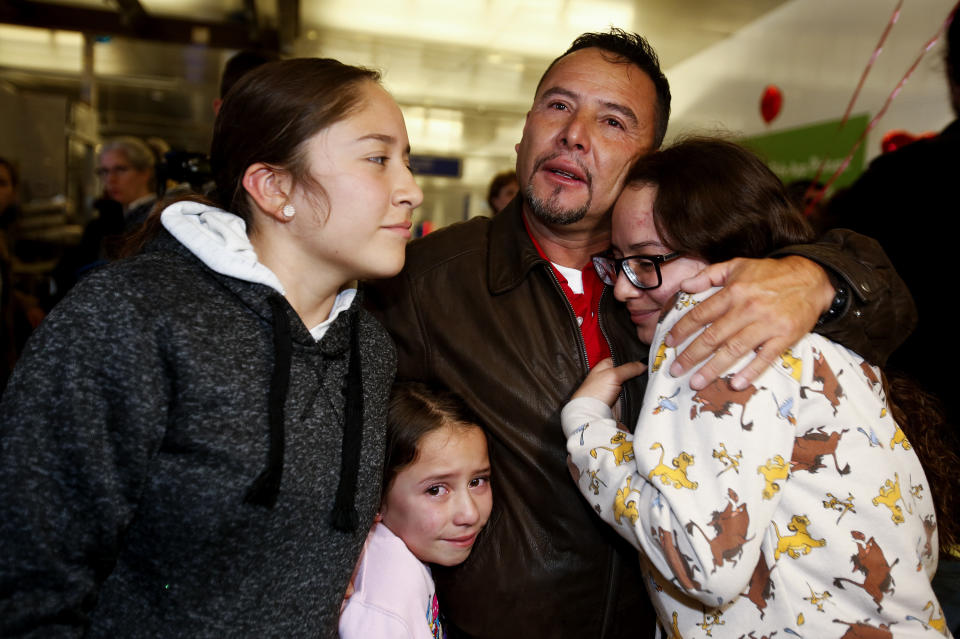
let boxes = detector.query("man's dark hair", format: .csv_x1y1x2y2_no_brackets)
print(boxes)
219,49,281,99
537,28,671,149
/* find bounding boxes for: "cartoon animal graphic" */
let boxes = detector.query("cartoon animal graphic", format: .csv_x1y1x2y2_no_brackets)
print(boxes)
697,610,725,636
917,514,937,570
791,426,851,475
872,473,909,525
910,482,923,500
856,426,881,447
833,531,899,613
860,361,882,391
653,525,702,591
590,431,634,466
779,348,802,381
745,553,776,619
586,469,607,496
773,514,826,560
675,292,699,310
652,387,681,414
904,600,947,634
613,476,641,525
689,375,764,430
799,347,845,414
832,619,895,639
712,442,742,476
648,442,698,489
823,492,856,524
571,421,589,446
758,455,790,499
803,583,833,612
686,488,752,572
772,393,796,425
665,611,682,639
652,340,670,372
889,422,911,451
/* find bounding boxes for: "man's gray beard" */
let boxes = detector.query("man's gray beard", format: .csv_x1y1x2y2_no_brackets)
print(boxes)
524,183,591,226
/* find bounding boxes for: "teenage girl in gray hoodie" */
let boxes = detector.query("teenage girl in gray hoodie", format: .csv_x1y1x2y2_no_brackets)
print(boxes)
0,58,422,638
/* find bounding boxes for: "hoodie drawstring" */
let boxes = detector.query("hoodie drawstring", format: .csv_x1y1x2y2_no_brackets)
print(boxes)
245,296,292,508
246,296,364,534
330,310,363,532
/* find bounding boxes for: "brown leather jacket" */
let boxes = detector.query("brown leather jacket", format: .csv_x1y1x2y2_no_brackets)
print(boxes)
365,198,915,639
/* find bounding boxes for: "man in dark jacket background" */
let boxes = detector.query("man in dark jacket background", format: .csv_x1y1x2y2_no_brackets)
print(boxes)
368,29,914,639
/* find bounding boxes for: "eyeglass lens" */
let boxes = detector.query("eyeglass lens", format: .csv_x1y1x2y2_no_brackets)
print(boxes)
592,256,662,289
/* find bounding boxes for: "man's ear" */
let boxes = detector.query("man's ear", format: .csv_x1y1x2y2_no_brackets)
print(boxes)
241,163,293,221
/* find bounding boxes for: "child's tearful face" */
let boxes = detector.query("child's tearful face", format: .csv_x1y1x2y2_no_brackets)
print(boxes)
381,424,492,566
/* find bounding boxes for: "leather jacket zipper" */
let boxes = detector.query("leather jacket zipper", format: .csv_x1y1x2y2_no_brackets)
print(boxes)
546,263,625,639
544,264,590,373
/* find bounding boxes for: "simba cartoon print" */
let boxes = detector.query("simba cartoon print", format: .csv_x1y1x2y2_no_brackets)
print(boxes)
561,289,946,638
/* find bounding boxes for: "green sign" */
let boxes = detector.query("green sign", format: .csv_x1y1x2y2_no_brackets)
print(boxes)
741,114,869,191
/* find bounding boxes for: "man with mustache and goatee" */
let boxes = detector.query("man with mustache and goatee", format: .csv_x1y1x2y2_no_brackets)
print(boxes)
367,28,914,639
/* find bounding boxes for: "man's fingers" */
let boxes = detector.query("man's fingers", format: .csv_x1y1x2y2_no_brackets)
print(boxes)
677,314,804,390
666,287,732,348
678,260,737,294
682,328,757,390
730,337,793,390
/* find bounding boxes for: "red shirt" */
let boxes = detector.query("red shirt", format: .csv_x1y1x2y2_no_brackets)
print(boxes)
523,214,611,368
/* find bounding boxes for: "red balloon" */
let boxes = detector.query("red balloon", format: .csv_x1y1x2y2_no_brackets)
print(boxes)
760,85,783,124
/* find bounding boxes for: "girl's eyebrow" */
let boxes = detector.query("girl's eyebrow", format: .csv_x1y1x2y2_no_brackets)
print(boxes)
626,241,666,253
356,133,395,144
356,133,411,154
418,472,457,485
417,466,491,485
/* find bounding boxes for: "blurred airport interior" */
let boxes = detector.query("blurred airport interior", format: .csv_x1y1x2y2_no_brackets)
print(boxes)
0,0,955,252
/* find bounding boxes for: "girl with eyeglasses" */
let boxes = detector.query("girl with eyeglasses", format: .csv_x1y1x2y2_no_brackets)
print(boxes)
562,138,953,637
0,58,422,636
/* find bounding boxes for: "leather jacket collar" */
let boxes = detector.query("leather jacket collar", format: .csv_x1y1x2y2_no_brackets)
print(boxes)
487,196,546,295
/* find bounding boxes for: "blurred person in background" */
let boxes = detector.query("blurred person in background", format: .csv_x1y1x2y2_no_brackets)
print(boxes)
0,158,18,231
96,136,157,230
486,169,518,214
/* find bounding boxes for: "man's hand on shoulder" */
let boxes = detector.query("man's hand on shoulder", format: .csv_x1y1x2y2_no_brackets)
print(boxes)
665,256,835,390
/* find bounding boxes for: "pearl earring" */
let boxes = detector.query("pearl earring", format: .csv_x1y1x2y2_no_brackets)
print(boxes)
282,204,295,218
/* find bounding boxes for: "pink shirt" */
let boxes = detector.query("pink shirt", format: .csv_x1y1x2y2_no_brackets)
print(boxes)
339,523,443,639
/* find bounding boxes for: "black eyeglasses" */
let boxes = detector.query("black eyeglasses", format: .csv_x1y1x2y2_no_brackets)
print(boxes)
591,251,681,290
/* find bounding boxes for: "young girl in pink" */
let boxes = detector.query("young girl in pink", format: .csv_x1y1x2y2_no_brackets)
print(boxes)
340,383,492,639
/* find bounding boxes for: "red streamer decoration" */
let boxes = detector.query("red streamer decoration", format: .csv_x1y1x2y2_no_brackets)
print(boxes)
803,1,958,215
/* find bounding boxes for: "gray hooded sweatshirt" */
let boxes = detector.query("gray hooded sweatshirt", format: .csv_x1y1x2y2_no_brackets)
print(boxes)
0,201,396,637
